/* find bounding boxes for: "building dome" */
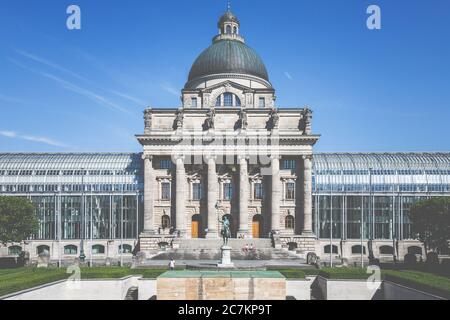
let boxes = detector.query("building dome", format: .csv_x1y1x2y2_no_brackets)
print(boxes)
218,11,239,26
188,39,269,82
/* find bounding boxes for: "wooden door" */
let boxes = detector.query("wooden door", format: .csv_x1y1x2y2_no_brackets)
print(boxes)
191,221,199,238
252,221,260,238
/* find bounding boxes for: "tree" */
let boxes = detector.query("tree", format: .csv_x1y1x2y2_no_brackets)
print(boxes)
0,196,38,245
410,197,450,255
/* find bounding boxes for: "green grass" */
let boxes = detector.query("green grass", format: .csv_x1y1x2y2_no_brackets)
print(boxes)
0,267,170,297
318,267,371,280
1,267,449,298
274,268,321,279
0,268,68,297
381,270,450,298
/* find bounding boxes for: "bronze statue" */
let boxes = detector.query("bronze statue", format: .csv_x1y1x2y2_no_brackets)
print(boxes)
220,216,231,246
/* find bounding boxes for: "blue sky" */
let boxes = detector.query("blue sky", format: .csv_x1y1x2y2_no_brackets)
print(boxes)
0,0,449,153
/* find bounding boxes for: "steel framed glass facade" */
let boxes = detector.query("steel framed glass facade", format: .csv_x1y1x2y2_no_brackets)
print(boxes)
1,153,449,241
0,153,142,241
313,153,450,241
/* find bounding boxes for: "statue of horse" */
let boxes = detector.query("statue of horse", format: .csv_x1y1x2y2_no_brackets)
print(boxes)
220,216,231,246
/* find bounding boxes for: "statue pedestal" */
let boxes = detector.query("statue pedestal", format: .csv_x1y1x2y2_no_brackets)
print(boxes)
218,246,234,268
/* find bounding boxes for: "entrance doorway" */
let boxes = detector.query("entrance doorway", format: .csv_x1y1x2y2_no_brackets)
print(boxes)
252,215,263,238
191,214,202,238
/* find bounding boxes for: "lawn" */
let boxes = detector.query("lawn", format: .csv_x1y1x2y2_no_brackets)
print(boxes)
318,267,371,280
1,267,449,299
382,270,450,299
0,267,169,297
275,268,321,279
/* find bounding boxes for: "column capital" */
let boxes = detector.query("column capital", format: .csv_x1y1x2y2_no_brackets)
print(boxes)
205,155,217,163
238,155,249,162
302,154,313,161
270,154,282,161
142,154,153,161
173,154,186,162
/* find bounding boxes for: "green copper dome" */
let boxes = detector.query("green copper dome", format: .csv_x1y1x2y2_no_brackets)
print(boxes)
188,39,269,82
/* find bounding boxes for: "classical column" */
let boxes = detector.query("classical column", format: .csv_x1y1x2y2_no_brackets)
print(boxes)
302,155,314,235
143,154,155,234
175,156,186,236
238,156,249,237
271,156,281,232
206,156,218,238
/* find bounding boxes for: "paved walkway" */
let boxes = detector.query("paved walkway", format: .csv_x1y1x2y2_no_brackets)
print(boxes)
136,259,309,269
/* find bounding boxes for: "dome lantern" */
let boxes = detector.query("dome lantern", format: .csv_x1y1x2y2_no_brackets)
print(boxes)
215,2,244,43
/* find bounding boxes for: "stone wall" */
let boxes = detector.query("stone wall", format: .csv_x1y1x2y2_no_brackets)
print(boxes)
157,271,286,300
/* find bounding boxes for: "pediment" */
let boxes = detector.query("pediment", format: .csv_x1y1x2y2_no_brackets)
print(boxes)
201,80,254,94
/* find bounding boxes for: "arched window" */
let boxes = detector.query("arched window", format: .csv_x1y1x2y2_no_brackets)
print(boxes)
226,25,232,34
37,245,50,255
92,244,105,254
215,93,241,107
379,245,393,255
285,216,294,229
233,26,237,34
158,242,169,249
324,245,338,254
407,246,422,255
161,215,171,229
8,245,22,255
351,245,366,255
119,244,132,254
235,96,241,107
223,92,233,106
64,245,78,255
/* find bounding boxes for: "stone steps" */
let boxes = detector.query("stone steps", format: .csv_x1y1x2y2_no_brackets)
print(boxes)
150,247,300,261
176,238,273,250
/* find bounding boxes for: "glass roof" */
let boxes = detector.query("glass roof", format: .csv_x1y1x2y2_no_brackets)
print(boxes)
313,153,450,171
0,153,143,171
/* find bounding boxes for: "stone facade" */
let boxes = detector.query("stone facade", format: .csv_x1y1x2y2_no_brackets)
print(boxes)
137,9,320,249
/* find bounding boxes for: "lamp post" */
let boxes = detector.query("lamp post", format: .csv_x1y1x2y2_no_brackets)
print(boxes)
361,195,364,268
216,201,220,237
330,188,333,268
79,168,86,262
368,167,373,263
120,182,124,267
328,169,333,268
90,189,93,268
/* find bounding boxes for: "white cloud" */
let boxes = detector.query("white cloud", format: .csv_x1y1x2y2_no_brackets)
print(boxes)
40,72,131,114
0,131,17,138
161,83,180,97
15,49,89,83
0,130,68,148
284,72,293,80
109,90,147,106
0,94,28,104
10,51,133,115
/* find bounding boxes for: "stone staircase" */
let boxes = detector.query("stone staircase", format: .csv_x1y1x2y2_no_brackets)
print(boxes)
178,238,272,250
149,238,302,261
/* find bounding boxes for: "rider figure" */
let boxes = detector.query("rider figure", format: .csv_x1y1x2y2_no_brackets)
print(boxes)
220,216,231,246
